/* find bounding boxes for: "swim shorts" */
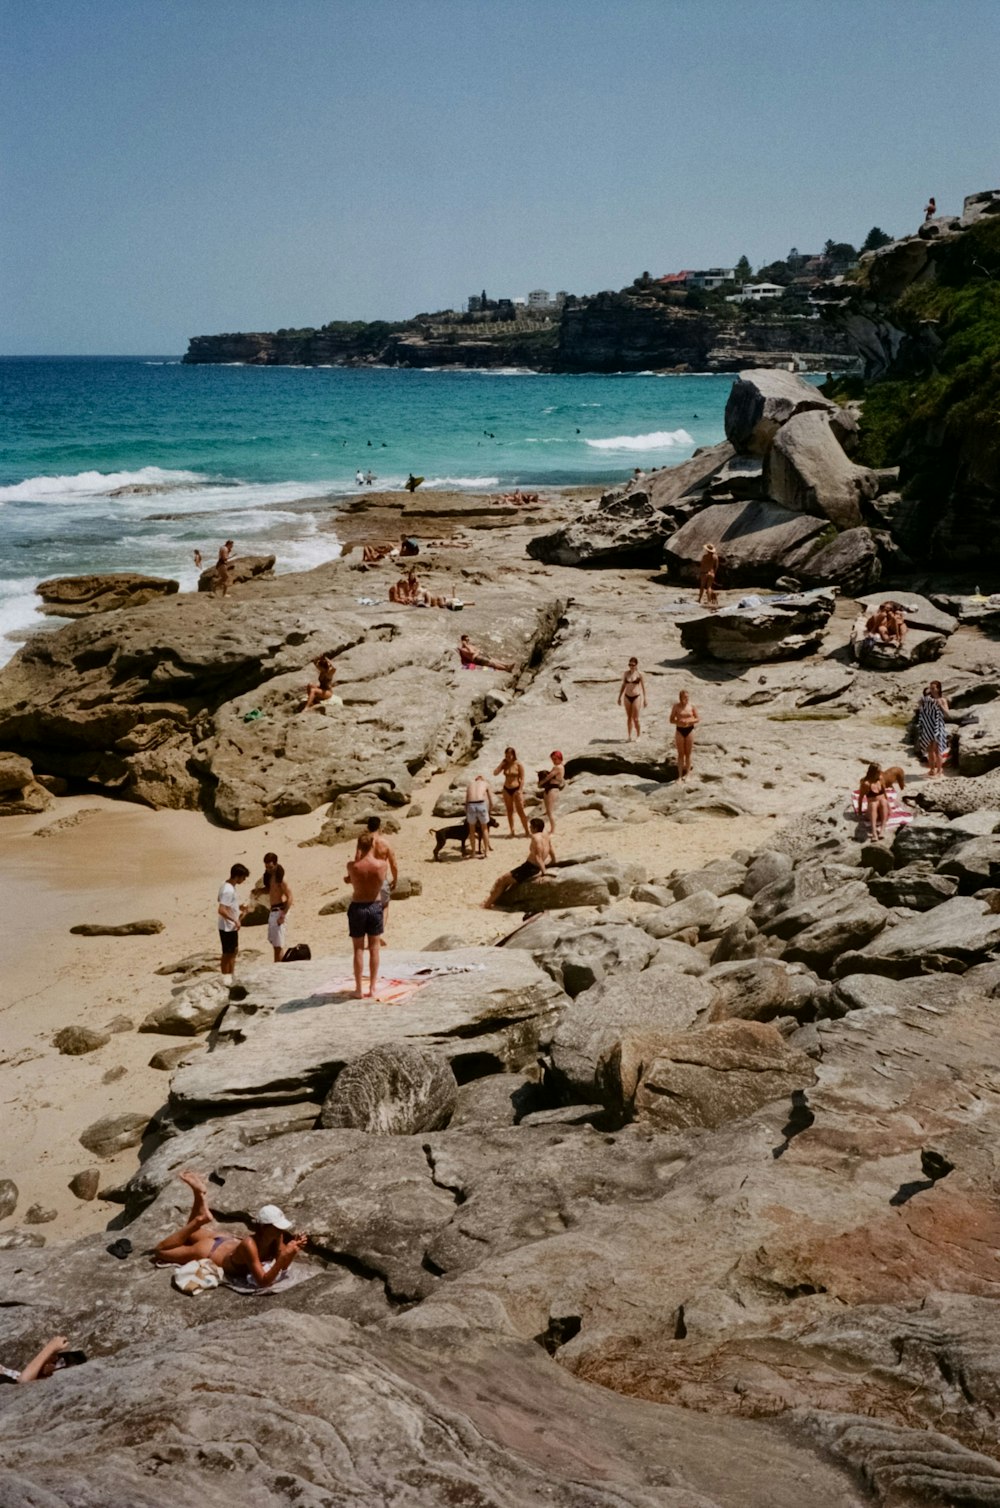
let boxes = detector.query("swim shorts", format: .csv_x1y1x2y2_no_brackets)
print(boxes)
267,908,287,949
219,928,239,956
510,861,541,886
466,800,489,826
348,899,384,938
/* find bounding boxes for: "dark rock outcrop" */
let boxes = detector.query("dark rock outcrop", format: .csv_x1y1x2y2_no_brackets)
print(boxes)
35,572,179,617
197,554,275,591
679,589,836,662
319,1043,458,1135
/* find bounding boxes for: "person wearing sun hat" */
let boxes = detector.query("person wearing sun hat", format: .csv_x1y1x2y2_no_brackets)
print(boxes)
538,750,565,833
154,1171,308,1289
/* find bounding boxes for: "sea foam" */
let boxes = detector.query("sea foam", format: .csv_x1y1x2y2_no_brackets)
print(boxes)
585,428,694,452
0,466,205,503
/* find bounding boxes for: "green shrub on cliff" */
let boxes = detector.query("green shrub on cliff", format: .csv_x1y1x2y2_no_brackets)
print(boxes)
856,219,1000,489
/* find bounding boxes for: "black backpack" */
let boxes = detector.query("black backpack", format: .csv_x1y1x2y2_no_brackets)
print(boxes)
281,943,312,963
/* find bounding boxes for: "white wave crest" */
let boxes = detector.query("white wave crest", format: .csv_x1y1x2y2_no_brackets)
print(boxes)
0,466,206,503
420,475,500,489
585,429,694,452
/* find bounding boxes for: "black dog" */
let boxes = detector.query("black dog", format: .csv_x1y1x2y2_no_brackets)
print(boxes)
430,816,499,859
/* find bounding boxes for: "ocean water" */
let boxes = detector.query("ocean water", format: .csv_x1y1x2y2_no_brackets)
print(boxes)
0,356,737,660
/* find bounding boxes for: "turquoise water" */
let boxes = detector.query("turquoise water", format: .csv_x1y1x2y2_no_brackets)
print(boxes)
0,357,736,657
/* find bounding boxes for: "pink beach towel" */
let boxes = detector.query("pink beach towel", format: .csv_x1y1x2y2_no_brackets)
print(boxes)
850,790,913,830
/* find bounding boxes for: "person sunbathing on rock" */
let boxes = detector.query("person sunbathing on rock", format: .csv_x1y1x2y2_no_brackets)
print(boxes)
859,762,890,840
483,818,554,908
458,634,513,672
1,1336,86,1384
154,1171,307,1288
300,652,336,711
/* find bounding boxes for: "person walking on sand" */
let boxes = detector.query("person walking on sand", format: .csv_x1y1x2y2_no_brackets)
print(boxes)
300,651,336,711
266,863,292,962
465,773,493,856
345,833,387,998
217,863,250,976
698,544,719,607
670,689,700,781
458,634,514,672
494,747,530,837
538,751,565,833
154,1171,308,1287
360,816,398,931
618,657,647,741
214,539,235,598
483,818,554,908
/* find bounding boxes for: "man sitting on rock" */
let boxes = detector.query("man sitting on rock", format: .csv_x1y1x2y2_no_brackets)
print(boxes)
483,818,554,909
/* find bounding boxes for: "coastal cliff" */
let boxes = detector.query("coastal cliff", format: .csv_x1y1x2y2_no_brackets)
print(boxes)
184,294,856,374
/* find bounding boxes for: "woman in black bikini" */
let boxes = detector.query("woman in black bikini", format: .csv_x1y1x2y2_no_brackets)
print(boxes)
493,746,530,837
859,762,890,840
669,689,700,781
300,652,336,712
617,657,647,741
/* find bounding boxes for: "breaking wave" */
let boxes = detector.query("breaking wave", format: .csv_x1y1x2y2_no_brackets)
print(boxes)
584,428,694,452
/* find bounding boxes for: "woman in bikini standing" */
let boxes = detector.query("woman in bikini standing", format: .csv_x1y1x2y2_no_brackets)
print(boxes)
669,689,700,781
538,750,565,832
617,657,647,741
494,746,530,837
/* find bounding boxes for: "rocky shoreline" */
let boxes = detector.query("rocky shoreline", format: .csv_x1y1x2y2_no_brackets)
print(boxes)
3,373,1000,1503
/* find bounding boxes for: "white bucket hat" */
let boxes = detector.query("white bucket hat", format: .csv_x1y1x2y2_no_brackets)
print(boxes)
256,1204,293,1231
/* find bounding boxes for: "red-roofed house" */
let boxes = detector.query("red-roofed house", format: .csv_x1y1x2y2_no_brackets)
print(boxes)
657,270,695,286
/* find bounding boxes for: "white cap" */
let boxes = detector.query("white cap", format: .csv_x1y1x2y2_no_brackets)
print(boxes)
255,1204,293,1230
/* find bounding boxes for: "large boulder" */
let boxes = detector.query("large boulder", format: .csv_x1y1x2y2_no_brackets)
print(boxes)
167,949,564,1121
138,976,231,1036
503,916,659,997
495,864,612,911
35,572,179,617
760,880,889,969
319,1043,458,1134
724,370,835,456
197,553,276,591
633,1020,816,1130
0,752,52,816
766,410,881,529
663,499,829,586
679,589,835,663
835,896,1000,977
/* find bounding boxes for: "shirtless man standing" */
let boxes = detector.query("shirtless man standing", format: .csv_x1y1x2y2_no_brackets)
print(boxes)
267,863,292,962
344,833,388,998
215,540,235,598
484,818,554,908
465,772,493,857
360,816,398,931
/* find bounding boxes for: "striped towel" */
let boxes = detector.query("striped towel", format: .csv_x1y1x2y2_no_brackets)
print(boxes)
850,791,914,829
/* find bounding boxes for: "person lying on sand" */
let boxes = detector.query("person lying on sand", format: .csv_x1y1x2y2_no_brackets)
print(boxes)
362,542,395,564
483,818,554,908
458,634,513,672
154,1171,308,1288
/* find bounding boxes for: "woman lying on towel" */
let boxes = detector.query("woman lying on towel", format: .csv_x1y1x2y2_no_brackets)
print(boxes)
154,1171,308,1288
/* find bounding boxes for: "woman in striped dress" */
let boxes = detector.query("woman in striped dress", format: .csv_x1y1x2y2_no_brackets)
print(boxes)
916,682,949,777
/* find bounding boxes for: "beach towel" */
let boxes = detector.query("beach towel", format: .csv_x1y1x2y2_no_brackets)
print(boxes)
223,1262,317,1296
318,974,430,1004
172,1258,223,1295
850,791,914,830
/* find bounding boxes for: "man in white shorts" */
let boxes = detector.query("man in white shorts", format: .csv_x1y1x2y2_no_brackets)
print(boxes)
266,863,293,962
465,773,493,857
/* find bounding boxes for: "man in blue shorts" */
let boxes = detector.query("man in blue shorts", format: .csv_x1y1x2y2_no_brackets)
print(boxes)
344,833,388,999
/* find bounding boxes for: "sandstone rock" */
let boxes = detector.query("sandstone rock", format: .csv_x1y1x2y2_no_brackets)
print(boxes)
671,858,747,900
549,966,717,1110
680,590,835,663
168,949,564,1120
52,1025,111,1055
836,895,1000,977
704,958,819,1023
0,752,52,816
104,1014,134,1033
319,1043,458,1135
762,881,888,969
0,1178,18,1219
0,1229,44,1249
891,819,957,867
503,915,658,997
938,835,1000,892
663,500,829,587
856,591,957,637
789,526,880,594
741,849,793,898
724,370,835,455
197,553,276,591
637,889,721,940
850,617,947,669
79,1111,151,1158
35,572,178,616
68,1169,100,1201
710,914,766,963
24,1204,57,1224
448,1073,537,1131
867,862,959,911
138,976,230,1036
766,409,880,529
634,1020,816,1130
69,919,164,936
495,864,612,911
148,1042,202,1072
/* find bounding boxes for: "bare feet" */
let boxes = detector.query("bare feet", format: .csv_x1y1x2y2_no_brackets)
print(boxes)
179,1170,208,1195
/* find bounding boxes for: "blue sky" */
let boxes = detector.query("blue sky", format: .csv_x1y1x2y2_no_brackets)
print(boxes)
2,0,998,353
